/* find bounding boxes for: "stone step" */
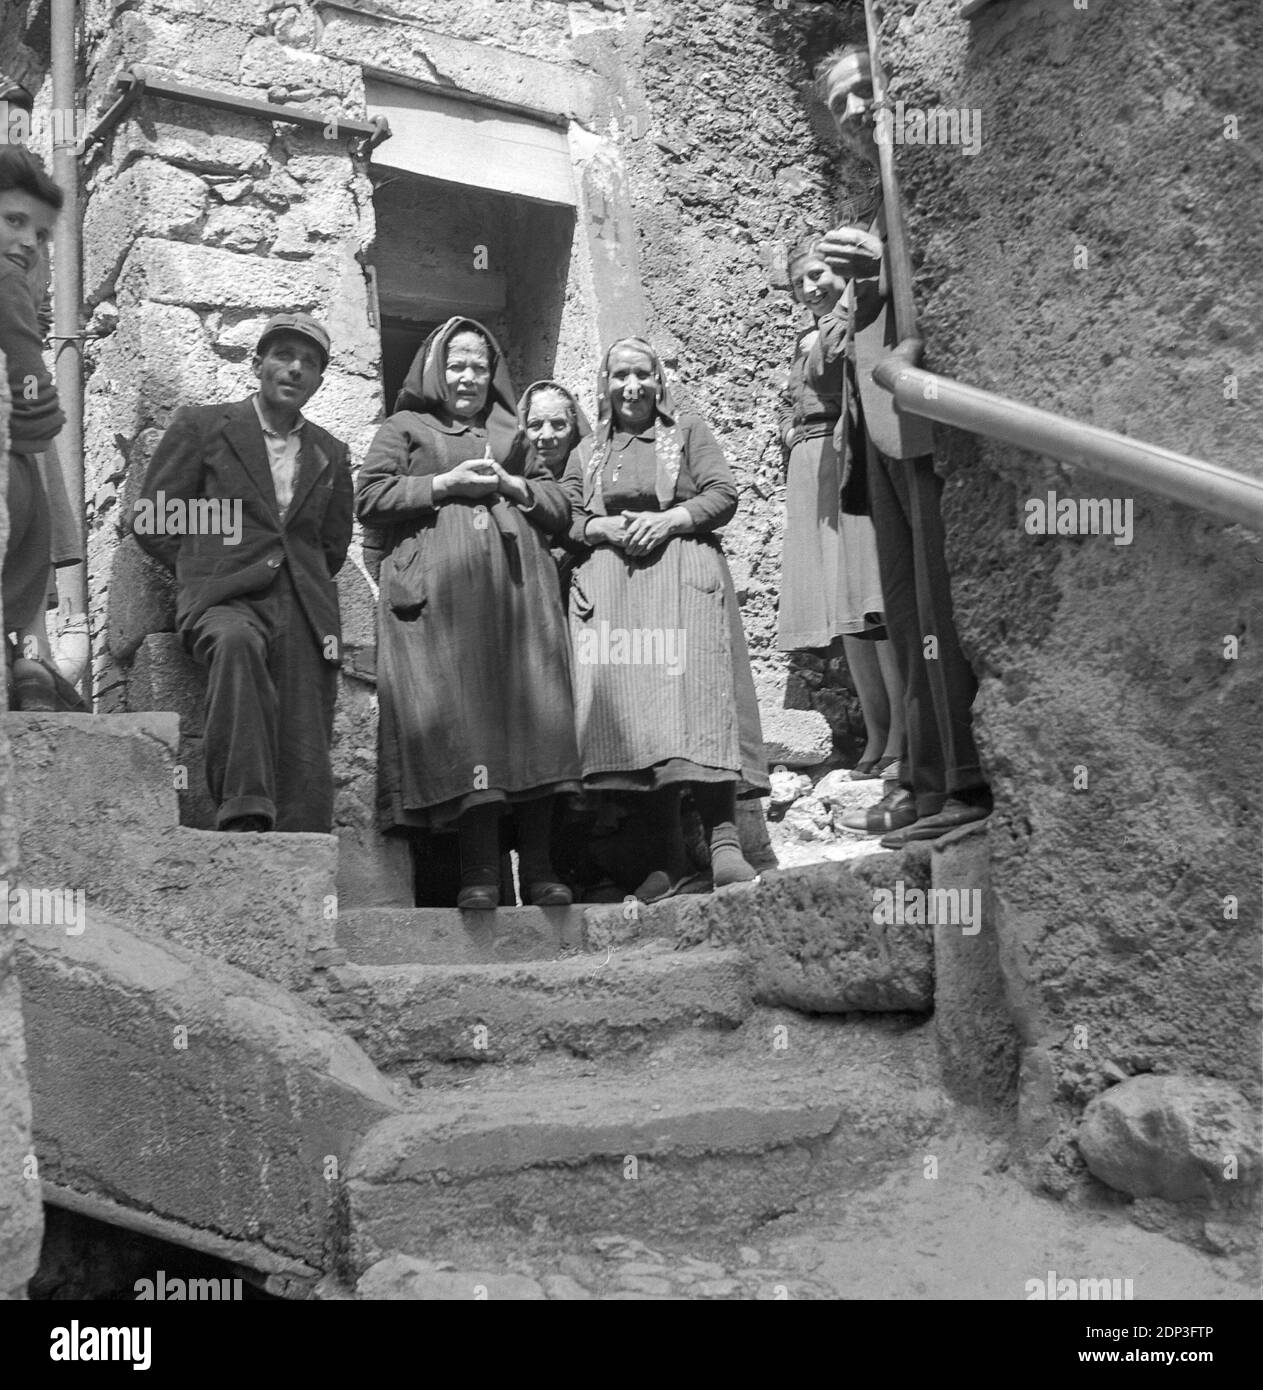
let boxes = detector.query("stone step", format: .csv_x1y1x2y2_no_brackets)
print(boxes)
3,709,337,988
13,824,337,992
2,711,181,836
317,942,754,1078
347,1019,947,1259
337,906,589,966
584,858,937,1015
17,902,400,1276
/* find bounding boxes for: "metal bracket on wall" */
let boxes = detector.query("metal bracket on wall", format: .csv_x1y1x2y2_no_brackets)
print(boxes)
81,68,392,161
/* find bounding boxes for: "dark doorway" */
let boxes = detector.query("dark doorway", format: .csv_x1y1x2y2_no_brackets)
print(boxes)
369,171,574,408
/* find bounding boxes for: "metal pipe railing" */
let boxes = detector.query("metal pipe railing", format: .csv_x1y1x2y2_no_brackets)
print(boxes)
873,340,1263,530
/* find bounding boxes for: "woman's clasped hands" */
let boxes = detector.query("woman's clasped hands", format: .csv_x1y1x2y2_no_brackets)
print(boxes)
586,506,690,558
433,450,532,507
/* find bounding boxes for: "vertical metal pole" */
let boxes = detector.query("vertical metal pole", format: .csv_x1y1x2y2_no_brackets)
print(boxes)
864,0,920,345
50,0,89,697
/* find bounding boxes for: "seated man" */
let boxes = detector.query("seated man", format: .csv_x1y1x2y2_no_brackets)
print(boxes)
816,43,991,846
134,314,352,832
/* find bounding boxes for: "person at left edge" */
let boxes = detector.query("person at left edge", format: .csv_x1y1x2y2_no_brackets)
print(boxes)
133,313,352,833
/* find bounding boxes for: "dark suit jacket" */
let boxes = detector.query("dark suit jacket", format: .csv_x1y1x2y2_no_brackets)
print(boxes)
848,207,936,461
133,397,353,655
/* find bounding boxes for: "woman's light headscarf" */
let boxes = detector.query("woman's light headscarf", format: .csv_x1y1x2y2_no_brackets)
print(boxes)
582,338,682,515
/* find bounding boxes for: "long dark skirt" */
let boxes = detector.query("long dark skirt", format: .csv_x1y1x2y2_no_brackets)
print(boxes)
568,534,768,795
376,497,582,829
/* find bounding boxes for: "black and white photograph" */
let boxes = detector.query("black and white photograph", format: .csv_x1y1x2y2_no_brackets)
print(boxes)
0,0,1258,1356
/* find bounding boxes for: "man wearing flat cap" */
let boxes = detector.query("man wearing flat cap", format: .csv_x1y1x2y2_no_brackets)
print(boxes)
134,312,352,833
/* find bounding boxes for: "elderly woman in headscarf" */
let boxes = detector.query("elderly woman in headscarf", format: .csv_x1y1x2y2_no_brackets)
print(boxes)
516,378,591,603
561,338,769,901
355,318,581,910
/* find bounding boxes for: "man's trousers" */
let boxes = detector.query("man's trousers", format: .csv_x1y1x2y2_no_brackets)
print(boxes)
188,567,337,832
867,445,988,818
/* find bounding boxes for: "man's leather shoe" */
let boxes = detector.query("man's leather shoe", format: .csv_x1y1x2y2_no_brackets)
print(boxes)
221,814,270,832
838,787,917,834
879,797,991,848
456,884,500,911
528,881,573,907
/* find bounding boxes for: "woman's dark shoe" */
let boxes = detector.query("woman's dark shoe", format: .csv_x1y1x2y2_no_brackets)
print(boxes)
528,881,573,907
456,884,500,911
838,787,917,834
221,814,270,833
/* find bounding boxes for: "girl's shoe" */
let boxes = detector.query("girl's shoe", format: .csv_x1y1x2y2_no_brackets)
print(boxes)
849,758,882,781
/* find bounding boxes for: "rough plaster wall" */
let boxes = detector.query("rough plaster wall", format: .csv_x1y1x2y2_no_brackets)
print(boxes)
0,352,44,1299
876,0,1262,1191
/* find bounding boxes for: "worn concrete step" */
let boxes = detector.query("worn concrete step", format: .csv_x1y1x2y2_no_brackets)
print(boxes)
3,710,338,988
17,903,400,1276
336,906,590,966
2,711,182,835
347,1026,947,1259
318,942,754,1077
12,824,336,991
584,859,937,1015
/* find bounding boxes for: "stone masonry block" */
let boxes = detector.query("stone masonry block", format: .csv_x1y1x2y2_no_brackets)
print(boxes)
82,159,208,305
623,857,935,1013
931,823,1019,1109
107,536,176,661
117,238,321,314
17,908,397,1271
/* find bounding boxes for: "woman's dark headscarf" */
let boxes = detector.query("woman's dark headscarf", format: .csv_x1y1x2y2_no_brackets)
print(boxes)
583,338,683,514
394,316,519,462
516,379,592,477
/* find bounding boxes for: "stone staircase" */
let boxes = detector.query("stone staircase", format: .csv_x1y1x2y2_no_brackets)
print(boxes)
5,710,993,1293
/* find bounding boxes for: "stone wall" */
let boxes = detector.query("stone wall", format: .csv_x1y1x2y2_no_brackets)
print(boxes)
874,0,1261,1200
0,352,45,1299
